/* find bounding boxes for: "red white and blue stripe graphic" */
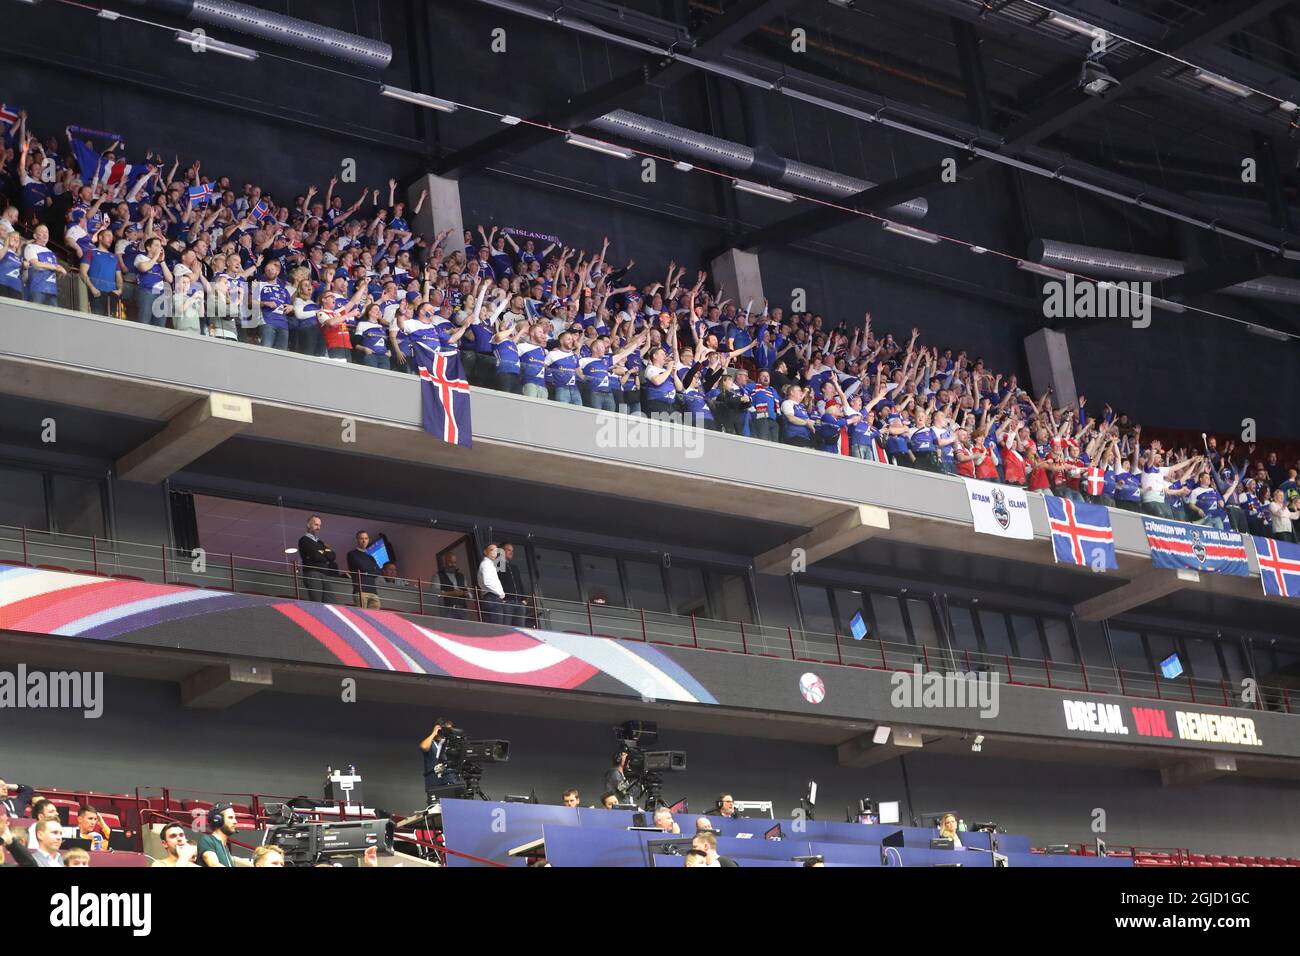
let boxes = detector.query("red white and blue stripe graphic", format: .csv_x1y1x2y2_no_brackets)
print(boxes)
1142,518,1249,577
1045,497,1116,570
1252,535,1300,599
0,566,715,703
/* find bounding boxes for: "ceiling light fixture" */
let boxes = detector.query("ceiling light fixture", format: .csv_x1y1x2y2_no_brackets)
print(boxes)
733,179,796,202
564,133,634,160
1017,260,1069,280
1194,71,1252,98
379,85,458,113
882,221,941,244
1048,13,1101,38
175,30,258,61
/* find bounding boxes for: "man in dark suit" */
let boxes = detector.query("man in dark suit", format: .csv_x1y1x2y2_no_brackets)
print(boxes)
298,515,338,604
437,553,470,620
0,779,33,820
346,530,382,609
499,542,528,627
692,830,739,867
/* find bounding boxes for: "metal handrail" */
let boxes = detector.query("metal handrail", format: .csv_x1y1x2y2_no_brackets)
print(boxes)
0,521,1292,717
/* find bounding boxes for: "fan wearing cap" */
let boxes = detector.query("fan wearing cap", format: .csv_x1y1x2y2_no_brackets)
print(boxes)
197,803,250,867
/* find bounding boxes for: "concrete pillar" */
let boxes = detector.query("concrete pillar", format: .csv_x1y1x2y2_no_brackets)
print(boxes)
116,393,252,484
710,247,765,310
1024,328,1078,409
1074,568,1200,622
409,174,463,249
753,504,890,575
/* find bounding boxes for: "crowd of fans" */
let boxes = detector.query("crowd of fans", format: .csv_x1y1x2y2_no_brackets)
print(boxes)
3,108,1299,543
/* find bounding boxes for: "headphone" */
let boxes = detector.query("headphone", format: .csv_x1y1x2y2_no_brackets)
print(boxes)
209,802,234,831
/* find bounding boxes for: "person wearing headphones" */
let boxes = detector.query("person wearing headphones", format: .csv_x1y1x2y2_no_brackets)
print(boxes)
715,792,739,820
197,803,250,867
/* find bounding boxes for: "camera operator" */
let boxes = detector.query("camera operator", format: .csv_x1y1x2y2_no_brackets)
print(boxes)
604,751,631,805
420,718,462,800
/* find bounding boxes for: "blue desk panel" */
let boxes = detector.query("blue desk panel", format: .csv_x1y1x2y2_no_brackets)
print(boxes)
440,799,578,867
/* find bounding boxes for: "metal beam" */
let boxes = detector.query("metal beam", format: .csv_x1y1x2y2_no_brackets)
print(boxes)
434,67,651,178
733,161,967,251
464,0,1300,254
1001,0,1292,152
0,41,428,159
907,0,1297,143
691,0,804,54
1155,253,1300,300
439,0,800,177
479,159,1037,310
705,0,1300,251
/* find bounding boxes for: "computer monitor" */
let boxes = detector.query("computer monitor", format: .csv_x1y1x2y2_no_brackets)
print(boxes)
849,610,868,640
1160,653,1184,679
365,534,395,569
930,837,955,850
878,801,901,825
668,798,688,814
764,823,783,841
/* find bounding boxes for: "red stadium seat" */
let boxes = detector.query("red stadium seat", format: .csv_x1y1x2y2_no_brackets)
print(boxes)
88,851,150,868
47,797,80,820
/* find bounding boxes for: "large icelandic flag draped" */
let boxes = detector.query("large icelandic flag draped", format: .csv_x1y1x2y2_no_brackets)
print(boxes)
418,349,472,448
1045,496,1117,570
1253,535,1300,599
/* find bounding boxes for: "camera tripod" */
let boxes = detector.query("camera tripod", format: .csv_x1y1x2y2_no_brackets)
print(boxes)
460,762,490,801
631,772,666,811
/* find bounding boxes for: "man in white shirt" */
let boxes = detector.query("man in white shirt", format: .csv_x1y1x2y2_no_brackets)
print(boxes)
477,543,506,625
0,206,18,240
1140,451,1202,519
32,819,64,867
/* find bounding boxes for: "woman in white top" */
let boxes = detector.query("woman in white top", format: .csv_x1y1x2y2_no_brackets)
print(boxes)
171,270,208,335
1268,490,1300,543
291,276,326,357
937,812,963,849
